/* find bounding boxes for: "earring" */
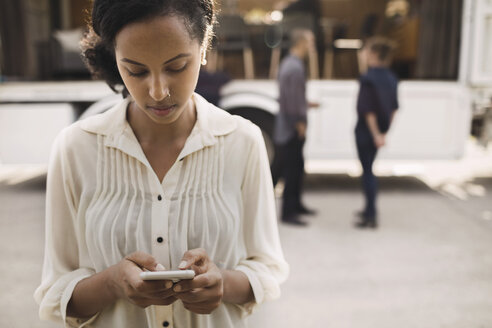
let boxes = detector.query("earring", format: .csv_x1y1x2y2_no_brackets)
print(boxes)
201,58,208,66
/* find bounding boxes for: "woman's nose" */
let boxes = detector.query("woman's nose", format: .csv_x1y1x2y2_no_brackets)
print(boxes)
149,74,169,101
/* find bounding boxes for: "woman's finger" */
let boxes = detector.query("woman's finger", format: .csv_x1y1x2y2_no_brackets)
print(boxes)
133,279,174,295
182,300,221,314
178,248,208,271
174,288,210,303
175,283,223,304
173,271,219,292
147,286,176,299
125,252,159,271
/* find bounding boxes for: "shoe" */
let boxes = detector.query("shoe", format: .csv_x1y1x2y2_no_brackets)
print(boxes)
282,215,308,226
354,210,366,218
354,212,378,229
297,205,317,216
354,219,377,229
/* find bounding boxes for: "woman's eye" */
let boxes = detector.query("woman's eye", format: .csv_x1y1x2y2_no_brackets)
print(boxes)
167,64,187,73
128,70,148,77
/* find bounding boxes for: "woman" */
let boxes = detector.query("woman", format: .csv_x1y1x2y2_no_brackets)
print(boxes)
34,0,289,327
354,36,399,229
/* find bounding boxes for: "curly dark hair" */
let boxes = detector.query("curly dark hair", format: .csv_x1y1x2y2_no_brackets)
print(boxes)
81,0,216,96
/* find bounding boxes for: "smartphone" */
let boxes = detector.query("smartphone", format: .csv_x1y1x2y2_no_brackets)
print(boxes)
140,270,195,282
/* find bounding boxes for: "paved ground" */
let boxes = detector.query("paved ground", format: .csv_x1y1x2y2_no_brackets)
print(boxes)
251,174,492,328
1,168,492,327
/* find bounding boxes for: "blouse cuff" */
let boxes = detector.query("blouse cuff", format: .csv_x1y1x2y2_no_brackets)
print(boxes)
36,268,97,328
61,273,99,327
234,265,264,316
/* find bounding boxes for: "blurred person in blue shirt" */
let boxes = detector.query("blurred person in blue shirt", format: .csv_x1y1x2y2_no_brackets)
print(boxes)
355,36,399,228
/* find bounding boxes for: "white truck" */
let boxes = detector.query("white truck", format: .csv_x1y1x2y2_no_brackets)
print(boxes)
217,0,491,163
0,0,490,166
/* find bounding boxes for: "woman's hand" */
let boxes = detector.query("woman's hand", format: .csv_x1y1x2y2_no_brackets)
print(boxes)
110,252,177,308
172,248,224,314
373,133,386,148
296,122,307,139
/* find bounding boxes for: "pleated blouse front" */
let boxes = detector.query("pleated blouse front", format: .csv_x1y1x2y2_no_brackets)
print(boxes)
34,94,289,328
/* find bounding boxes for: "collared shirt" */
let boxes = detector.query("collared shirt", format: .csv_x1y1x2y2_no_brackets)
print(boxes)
274,54,308,144
356,67,399,134
34,93,289,328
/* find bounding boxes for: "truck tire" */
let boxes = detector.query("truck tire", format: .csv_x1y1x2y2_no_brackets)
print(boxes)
227,107,275,165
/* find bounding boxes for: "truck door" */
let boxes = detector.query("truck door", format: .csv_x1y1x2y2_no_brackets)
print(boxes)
466,0,492,85
464,0,492,145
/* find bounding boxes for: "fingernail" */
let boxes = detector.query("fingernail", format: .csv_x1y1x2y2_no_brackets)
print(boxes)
174,285,181,292
178,261,187,269
165,281,173,289
155,263,165,271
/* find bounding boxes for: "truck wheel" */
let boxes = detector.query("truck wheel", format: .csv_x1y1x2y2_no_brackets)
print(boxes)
260,128,275,165
227,108,275,165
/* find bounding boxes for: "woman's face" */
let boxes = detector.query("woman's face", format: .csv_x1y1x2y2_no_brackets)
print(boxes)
114,15,203,124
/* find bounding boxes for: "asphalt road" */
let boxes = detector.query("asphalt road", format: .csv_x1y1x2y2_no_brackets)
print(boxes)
1,171,491,328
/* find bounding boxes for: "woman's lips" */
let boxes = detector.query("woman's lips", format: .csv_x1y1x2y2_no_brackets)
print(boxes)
147,105,175,117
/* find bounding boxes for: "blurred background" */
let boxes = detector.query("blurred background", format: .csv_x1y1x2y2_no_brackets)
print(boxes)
0,0,467,81
1,0,492,327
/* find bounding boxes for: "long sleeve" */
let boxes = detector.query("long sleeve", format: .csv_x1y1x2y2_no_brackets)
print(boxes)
274,56,309,144
357,77,378,116
34,130,97,327
282,68,308,122
235,124,289,315
279,63,308,123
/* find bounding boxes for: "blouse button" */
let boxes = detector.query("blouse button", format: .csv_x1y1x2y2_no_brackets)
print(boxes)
157,237,164,243
157,195,162,201
162,321,170,327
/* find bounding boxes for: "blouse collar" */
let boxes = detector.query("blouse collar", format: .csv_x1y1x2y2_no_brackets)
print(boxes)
80,93,237,163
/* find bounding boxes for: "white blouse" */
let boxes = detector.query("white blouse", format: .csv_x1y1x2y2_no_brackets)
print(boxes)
34,94,289,328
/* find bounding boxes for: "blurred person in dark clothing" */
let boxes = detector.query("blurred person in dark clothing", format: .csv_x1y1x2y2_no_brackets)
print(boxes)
195,69,231,106
271,29,318,226
354,36,398,228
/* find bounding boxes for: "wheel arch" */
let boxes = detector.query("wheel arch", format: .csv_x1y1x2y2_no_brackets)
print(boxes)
226,106,276,164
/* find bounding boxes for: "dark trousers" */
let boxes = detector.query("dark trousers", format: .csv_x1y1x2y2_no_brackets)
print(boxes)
355,128,378,217
271,135,305,219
